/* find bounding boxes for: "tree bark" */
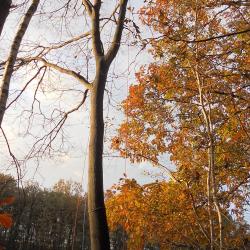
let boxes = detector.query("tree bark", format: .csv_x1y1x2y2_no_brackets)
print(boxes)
85,1,128,249
207,153,214,250
0,0,11,37
192,3,223,247
88,59,110,250
0,0,40,127
209,113,223,250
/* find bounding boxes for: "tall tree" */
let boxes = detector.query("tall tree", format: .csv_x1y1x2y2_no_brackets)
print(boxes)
13,1,129,248
112,1,250,249
1,0,130,247
82,1,128,248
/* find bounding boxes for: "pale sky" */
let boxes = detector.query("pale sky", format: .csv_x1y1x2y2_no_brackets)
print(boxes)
0,0,172,192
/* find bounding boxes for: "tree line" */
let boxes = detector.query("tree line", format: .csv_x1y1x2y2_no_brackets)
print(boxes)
0,174,90,250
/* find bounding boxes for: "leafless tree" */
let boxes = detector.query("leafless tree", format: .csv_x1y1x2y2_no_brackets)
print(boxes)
2,0,130,249
0,0,40,126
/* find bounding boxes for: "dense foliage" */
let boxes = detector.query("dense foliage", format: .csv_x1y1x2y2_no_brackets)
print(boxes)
112,0,250,249
106,179,250,249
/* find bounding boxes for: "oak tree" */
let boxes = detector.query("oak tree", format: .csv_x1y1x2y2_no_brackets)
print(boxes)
112,1,250,249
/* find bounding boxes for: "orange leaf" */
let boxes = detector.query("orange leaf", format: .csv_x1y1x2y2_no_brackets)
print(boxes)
0,196,15,207
0,213,13,228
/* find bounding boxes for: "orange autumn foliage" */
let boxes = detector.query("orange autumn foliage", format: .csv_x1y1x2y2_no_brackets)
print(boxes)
106,179,249,249
0,196,14,229
0,213,13,228
0,196,15,207
112,0,249,218
112,1,249,248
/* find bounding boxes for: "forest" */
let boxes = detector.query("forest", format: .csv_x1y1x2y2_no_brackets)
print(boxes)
0,0,249,249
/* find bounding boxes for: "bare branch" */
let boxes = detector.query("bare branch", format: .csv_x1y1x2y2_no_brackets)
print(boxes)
105,0,128,65
82,0,93,15
0,0,40,127
26,57,92,89
26,89,89,158
6,66,46,110
90,1,104,58
37,31,91,55
0,127,22,184
169,28,250,43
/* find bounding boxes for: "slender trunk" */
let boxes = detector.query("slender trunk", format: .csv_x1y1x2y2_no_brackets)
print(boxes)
88,62,110,250
209,130,223,250
192,6,216,246
207,153,214,250
196,73,223,249
191,66,215,250
208,141,223,250
214,191,223,250
0,0,39,127
0,0,11,37
81,1,127,248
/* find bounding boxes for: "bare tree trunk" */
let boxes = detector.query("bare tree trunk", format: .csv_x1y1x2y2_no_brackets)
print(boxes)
208,111,223,250
0,0,11,37
83,1,128,249
88,61,110,250
0,0,40,127
18,1,128,248
207,168,214,250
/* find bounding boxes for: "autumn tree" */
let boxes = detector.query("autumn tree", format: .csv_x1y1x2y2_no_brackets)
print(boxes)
113,1,250,249
106,179,250,249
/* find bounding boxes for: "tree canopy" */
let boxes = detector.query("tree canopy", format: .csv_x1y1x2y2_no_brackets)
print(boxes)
112,0,250,249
